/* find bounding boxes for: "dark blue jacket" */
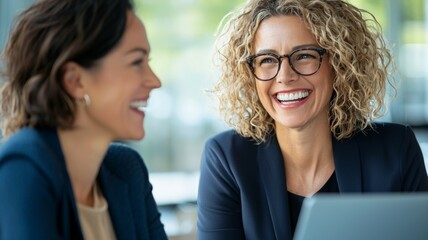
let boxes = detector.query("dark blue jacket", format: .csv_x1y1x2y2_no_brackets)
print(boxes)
0,127,167,240
197,122,428,240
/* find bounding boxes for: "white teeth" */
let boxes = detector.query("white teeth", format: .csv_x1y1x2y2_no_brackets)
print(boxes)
130,100,147,111
276,91,309,101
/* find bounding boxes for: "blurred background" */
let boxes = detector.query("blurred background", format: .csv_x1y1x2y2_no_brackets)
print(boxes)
1,0,427,239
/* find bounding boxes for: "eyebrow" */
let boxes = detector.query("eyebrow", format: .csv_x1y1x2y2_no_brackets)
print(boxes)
126,47,149,56
256,44,320,55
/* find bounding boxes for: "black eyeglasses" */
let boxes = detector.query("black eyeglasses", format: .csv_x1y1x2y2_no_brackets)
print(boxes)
246,47,326,81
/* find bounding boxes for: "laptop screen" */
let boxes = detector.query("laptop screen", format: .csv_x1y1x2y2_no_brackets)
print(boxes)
293,193,428,240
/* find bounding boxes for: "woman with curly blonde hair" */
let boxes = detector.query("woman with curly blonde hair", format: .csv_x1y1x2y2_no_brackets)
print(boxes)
197,0,428,239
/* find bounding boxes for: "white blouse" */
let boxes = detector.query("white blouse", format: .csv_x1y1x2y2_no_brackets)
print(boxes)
77,184,116,240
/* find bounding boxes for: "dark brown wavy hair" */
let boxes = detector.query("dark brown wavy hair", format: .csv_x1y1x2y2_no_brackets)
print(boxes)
212,0,396,143
0,0,134,138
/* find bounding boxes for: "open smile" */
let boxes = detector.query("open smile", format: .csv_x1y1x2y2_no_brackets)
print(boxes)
130,100,148,112
275,90,311,104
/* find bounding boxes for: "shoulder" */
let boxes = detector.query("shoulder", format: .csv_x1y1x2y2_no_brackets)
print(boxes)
349,122,420,157
367,122,410,135
205,129,258,151
353,122,415,143
0,127,63,170
202,129,270,175
0,127,53,155
0,127,66,197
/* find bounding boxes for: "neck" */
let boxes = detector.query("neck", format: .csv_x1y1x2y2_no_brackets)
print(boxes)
58,127,111,206
275,117,334,196
277,125,332,170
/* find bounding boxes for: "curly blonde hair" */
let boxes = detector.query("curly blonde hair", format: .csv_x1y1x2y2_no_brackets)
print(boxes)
212,0,395,143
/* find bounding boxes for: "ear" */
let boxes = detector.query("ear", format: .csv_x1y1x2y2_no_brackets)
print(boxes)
61,62,86,99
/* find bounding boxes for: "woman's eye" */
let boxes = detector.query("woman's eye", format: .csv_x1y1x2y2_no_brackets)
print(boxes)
295,53,316,61
258,56,277,66
297,54,308,60
131,59,144,67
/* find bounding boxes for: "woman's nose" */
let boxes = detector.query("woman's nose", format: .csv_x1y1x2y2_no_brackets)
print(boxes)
145,66,161,89
275,58,298,84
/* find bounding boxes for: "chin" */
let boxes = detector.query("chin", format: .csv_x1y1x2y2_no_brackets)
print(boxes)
128,123,145,139
118,129,145,141
275,120,310,130
131,130,145,141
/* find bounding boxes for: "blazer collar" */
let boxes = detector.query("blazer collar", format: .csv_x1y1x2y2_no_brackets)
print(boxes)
46,129,85,240
257,135,292,240
256,133,363,239
98,165,136,240
332,136,363,192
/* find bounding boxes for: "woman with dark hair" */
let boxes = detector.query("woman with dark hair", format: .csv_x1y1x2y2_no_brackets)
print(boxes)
0,0,167,239
197,0,428,239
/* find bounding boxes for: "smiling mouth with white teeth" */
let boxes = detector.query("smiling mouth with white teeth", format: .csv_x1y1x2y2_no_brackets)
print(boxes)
276,90,310,103
130,100,148,111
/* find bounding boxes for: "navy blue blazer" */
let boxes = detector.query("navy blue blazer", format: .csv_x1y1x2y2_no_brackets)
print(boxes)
0,127,167,240
197,122,428,240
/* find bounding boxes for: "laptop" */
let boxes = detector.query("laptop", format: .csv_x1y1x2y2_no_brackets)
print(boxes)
293,193,428,240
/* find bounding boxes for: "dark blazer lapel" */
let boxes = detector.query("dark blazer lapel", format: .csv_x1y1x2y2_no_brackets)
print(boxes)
257,135,292,240
98,165,137,240
45,129,85,240
333,137,363,192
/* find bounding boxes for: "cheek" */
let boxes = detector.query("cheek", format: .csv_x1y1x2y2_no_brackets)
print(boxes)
255,82,269,100
254,82,274,116
255,84,266,106
318,65,335,98
327,75,335,98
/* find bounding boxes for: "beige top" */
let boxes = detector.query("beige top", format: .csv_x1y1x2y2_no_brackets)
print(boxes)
77,184,116,240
